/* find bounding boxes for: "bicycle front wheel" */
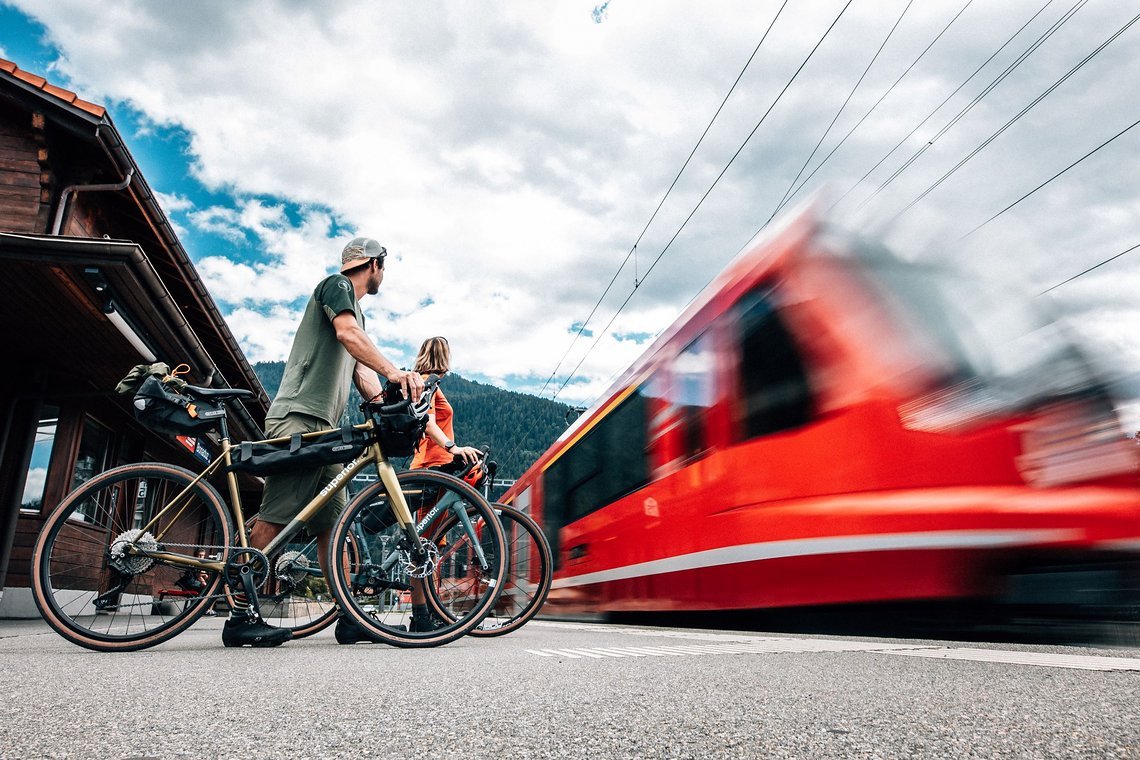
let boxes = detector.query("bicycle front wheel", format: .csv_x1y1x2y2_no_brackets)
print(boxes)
31,463,233,652
328,469,507,647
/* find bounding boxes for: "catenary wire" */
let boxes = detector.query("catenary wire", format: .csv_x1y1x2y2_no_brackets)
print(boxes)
1040,243,1140,295
961,115,1140,239
886,8,1140,223
857,0,1087,211
764,0,917,228
825,0,1055,214
553,0,857,401
533,0,790,399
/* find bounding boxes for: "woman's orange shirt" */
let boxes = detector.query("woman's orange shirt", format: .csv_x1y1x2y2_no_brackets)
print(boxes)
411,386,455,469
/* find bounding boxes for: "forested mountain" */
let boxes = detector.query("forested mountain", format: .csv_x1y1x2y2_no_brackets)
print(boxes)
252,361,574,480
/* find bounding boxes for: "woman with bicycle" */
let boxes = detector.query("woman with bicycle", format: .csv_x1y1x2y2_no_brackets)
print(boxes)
410,337,481,471
405,336,481,631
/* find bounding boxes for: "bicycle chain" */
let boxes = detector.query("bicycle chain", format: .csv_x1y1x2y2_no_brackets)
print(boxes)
99,541,235,611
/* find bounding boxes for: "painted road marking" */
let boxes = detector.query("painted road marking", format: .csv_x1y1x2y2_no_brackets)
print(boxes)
529,622,1140,670
882,647,1140,672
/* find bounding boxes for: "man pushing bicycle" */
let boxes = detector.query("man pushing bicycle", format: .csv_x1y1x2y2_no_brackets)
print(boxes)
224,237,423,647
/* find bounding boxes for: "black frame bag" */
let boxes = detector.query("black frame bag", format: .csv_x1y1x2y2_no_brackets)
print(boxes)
227,426,371,476
133,375,225,438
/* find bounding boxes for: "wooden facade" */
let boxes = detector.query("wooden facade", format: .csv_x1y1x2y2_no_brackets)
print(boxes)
0,59,270,616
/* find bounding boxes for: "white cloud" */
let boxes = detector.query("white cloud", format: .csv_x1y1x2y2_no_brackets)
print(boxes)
9,0,1140,407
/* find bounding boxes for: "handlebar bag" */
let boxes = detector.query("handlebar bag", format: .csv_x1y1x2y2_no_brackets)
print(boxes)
376,397,427,458
227,426,371,476
133,375,225,438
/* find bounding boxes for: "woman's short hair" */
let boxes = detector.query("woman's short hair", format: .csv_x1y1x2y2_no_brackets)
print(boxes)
414,336,450,374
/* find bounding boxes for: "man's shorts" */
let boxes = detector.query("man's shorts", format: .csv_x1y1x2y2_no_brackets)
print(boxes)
258,412,346,534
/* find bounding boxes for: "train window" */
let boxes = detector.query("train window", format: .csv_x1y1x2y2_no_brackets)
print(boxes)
735,289,812,438
544,388,649,532
671,334,715,460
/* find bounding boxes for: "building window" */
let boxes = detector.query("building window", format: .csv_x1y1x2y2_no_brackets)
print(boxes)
72,417,113,491
21,405,61,512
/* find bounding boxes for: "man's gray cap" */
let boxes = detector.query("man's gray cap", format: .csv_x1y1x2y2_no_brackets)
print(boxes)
340,237,386,272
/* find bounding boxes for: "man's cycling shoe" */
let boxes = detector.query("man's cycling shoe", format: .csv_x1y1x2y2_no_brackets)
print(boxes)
410,613,447,633
222,616,292,648
334,615,405,644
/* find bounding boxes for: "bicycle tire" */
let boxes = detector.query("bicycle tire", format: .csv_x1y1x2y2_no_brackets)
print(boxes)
427,502,551,637
328,469,507,647
31,462,233,652
226,516,343,639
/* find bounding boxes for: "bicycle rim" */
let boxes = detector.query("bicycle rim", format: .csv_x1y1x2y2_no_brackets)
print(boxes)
31,463,232,652
329,470,507,647
452,503,551,637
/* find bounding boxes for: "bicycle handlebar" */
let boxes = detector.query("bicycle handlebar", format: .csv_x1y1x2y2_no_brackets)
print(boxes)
360,374,441,418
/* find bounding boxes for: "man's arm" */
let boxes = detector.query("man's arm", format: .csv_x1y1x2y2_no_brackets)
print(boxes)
353,362,383,402
332,312,424,400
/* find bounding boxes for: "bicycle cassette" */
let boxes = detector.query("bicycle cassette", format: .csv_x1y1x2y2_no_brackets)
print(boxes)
108,529,158,574
274,551,310,586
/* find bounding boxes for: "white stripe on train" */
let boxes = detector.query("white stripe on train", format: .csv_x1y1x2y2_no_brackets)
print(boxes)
550,528,1096,589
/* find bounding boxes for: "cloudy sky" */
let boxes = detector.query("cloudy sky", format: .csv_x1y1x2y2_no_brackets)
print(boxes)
2,0,1138,419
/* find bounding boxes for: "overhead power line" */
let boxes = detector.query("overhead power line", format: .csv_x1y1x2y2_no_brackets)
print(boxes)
828,0,1055,213
859,0,1086,211
888,8,1140,223
764,0,917,229
533,0,790,399
962,115,1140,238
1040,243,1140,295
553,0,857,401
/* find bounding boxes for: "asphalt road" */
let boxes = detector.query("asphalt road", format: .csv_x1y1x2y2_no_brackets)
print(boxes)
1,617,1137,759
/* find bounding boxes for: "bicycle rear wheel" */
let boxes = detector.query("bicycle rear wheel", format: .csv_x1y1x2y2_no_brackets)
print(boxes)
31,463,232,652
429,503,551,637
328,469,507,647
229,517,343,639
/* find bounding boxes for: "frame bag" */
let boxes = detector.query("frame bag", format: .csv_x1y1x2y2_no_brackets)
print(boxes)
227,426,371,476
133,375,224,438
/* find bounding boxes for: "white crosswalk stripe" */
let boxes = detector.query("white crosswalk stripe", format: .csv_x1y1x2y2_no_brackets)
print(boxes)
525,631,1140,671
882,647,1140,671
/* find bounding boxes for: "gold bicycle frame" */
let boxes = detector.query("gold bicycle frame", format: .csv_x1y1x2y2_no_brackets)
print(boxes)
126,417,419,573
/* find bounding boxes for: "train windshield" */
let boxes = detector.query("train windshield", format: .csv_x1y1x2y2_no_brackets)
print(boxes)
859,255,1097,410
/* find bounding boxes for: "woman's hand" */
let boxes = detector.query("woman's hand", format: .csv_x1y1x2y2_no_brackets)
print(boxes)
450,445,482,465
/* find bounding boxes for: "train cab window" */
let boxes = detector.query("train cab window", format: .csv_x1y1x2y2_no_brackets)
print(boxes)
735,289,812,438
544,389,649,533
670,334,715,460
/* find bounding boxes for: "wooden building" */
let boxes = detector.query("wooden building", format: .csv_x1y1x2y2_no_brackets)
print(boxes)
0,58,270,616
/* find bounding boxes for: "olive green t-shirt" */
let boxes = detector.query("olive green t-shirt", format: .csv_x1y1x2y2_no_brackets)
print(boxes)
266,274,363,426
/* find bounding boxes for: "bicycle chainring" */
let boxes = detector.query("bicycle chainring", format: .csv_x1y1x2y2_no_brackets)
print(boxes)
108,529,158,574
223,547,270,589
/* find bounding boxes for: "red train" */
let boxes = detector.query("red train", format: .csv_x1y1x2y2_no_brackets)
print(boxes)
503,207,1140,621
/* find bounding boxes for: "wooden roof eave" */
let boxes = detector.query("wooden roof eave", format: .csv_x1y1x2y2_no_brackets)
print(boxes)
0,232,266,441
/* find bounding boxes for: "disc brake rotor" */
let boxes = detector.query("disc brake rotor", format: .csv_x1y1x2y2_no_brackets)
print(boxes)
404,541,440,579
